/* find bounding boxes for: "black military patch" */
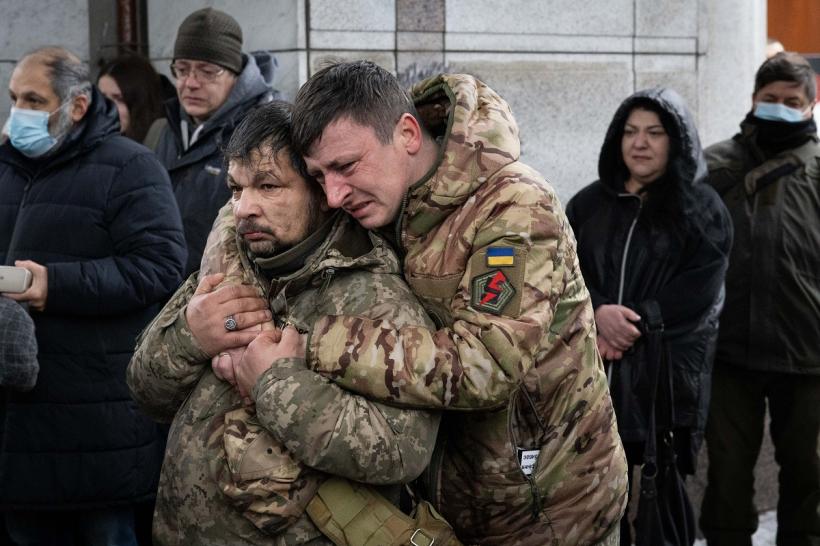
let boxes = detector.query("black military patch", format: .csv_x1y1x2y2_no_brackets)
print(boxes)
471,269,516,315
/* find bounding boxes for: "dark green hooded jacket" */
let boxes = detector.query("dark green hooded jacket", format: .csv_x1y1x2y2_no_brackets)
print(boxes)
706,115,820,374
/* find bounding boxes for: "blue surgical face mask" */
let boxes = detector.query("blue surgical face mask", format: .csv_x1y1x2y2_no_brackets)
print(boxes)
6,102,70,158
753,102,808,123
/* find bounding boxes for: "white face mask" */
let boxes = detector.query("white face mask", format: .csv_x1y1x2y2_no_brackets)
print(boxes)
753,102,810,123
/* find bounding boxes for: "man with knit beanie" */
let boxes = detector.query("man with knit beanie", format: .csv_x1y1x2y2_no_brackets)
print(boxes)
156,7,272,277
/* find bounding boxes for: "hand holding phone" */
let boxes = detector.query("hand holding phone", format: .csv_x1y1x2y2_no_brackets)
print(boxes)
2,261,48,311
0,266,32,293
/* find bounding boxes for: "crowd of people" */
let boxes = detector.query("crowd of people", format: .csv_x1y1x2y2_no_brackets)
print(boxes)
0,6,818,546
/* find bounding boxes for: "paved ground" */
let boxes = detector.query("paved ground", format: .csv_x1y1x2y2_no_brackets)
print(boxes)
694,511,777,546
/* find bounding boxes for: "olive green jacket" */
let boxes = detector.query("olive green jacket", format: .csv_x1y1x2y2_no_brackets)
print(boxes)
707,121,820,374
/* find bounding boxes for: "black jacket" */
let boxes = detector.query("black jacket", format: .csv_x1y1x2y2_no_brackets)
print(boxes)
156,53,272,276
0,87,187,509
707,117,820,375
566,88,732,468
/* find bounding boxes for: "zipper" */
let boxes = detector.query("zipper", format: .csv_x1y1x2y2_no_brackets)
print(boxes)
393,193,410,260
5,175,34,262
423,432,447,510
317,267,336,299
610,193,642,384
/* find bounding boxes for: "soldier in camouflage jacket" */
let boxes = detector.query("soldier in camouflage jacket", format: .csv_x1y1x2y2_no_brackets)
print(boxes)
126,102,439,546
225,63,629,544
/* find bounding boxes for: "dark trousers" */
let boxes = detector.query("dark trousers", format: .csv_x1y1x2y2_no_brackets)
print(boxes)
4,508,138,546
701,365,820,546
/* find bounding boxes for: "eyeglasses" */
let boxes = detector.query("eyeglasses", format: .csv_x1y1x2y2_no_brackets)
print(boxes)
170,62,226,83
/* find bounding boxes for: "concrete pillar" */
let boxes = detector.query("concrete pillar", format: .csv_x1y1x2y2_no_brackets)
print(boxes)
698,0,767,147
0,0,89,120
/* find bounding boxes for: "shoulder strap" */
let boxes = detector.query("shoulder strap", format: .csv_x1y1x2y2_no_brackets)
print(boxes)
306,477,462,546
143,118,167,151
639,300,664,469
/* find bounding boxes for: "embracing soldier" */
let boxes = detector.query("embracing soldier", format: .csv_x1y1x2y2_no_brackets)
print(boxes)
219,61,629,545
127,101,458,546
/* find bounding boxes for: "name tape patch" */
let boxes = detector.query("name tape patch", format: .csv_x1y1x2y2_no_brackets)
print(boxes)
517,448,540,476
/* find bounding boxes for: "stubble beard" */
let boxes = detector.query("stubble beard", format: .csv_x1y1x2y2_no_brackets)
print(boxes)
242,198,324,260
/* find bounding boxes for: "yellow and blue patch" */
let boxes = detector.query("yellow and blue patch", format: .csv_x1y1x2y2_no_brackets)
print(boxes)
486,246,515,267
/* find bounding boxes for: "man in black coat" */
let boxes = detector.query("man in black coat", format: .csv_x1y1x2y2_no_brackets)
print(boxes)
0,46,186,546
701,52,820,546
155,7,272,276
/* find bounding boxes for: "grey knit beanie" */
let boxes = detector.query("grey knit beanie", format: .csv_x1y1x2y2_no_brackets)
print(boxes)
173,8,243,74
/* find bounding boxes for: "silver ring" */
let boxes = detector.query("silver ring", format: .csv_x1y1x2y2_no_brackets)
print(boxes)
224,315,238,331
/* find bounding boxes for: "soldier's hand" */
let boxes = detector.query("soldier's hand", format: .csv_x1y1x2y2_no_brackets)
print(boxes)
185,273,271,356
594,304,641,351
5,260,48,311
212,346,246,389
235,329,284,398
275,325,307,360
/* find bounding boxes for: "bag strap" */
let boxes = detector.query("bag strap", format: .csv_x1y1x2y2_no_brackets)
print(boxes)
306,477,463,546
639,300,665,496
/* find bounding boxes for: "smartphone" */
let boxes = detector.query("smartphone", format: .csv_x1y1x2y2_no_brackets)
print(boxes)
0,266,32,293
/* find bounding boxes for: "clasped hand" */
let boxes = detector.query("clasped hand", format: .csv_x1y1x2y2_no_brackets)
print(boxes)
595,304,642,361
187,274,307,399
226,326,307,399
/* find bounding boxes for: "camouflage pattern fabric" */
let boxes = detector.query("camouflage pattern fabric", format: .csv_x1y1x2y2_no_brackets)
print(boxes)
127,209,438,546
306,75,629,544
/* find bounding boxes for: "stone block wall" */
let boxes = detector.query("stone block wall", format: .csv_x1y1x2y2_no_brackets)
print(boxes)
1,0,765,202
0,0,89,123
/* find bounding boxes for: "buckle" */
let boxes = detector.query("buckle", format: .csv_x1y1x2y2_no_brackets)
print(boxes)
410,528,435,546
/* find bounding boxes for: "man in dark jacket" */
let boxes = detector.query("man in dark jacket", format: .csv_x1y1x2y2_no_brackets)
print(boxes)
0,47,186,546
701,52,820,546
156,7,272,276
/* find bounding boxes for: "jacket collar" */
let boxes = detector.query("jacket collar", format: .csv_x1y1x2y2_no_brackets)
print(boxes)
236,211,402,298
738,112,819,159
251,212,337,279
400,74,521,240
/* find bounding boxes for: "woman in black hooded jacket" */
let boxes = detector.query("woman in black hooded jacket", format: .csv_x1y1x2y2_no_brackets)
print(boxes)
566,88,732,545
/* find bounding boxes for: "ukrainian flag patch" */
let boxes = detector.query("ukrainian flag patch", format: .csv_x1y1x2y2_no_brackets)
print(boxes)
486,246,515,267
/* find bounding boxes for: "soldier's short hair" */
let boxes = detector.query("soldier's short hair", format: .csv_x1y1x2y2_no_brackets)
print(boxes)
223,100,311,181
291,60,416,155
754,52,816,102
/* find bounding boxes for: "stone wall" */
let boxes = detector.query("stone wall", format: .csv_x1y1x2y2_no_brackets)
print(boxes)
0,0,766,200
0,0,89,127
139,0,765,201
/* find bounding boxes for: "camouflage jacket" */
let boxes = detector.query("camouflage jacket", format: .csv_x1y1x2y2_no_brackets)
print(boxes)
307,75,629,544
126,208,438,546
